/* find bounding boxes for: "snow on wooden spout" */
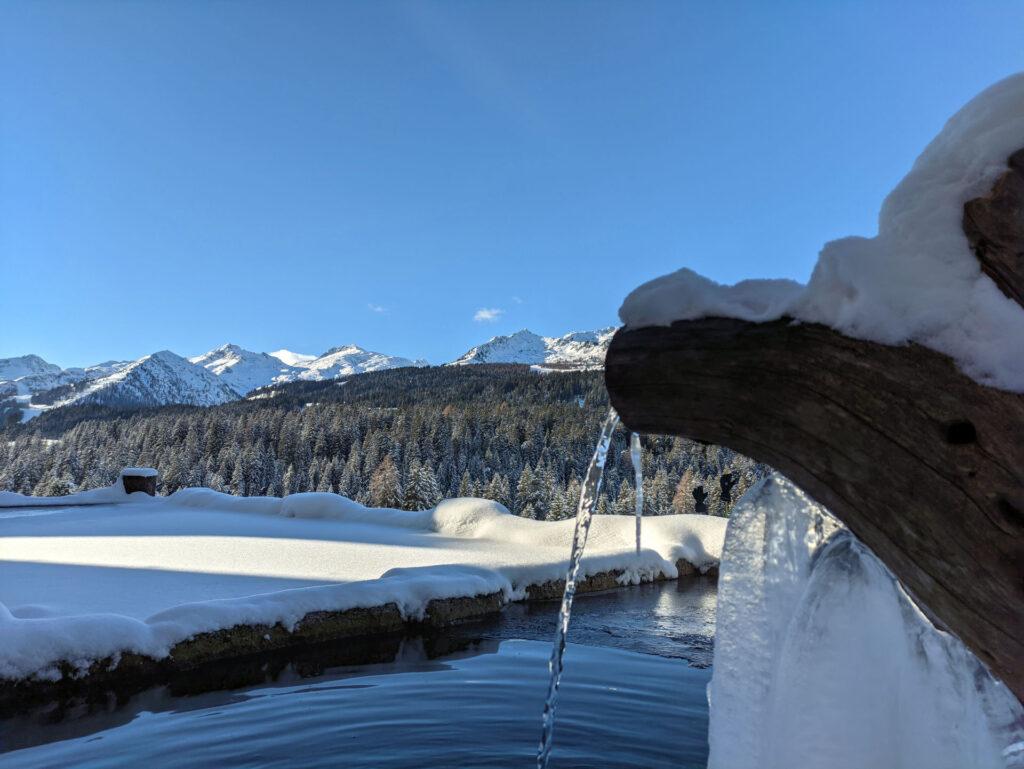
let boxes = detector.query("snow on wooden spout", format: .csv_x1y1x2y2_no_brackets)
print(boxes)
606,74,1024,702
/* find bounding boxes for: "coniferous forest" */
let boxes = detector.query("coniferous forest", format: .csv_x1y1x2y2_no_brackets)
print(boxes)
0,365,768,518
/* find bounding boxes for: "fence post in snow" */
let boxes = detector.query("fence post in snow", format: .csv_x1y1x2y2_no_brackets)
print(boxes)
121,467,158,496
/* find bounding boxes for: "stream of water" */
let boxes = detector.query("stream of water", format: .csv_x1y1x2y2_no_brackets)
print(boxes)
537,408,620,769
629,432,643,555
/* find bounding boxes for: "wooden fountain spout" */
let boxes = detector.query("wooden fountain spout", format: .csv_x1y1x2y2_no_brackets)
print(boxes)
605,150,1024,702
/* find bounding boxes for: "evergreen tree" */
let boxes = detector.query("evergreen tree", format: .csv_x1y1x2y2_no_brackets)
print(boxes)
547,489,570,520
402,460,441,510
483,473,512,510
672,468,698,514
613,481,635,516
563,477,583,519
368,455,402,508
0,365,768,516
515,464,544,517
280,465,295,496
457,469,473,497
645,466,672,515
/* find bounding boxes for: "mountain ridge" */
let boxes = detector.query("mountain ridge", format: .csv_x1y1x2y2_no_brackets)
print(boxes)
450,327,616,368
1,327,616,418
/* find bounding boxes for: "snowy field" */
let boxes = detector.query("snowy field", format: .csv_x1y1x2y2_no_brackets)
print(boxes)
0,489,724,682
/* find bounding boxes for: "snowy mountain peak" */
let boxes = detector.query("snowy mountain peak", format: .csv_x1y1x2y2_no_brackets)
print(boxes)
189,342,427,391
210,343,245,356
320,344,363,356
5,326,616,418
298,345,427,381
190,344,302,395
55,350,241,409
268,349,317,367
450,327,617,368
0,354,63,382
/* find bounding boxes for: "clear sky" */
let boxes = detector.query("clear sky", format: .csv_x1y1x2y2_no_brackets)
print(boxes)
1,1,1022,367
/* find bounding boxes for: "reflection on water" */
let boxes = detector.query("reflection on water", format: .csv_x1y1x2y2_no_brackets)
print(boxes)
0,579,716,769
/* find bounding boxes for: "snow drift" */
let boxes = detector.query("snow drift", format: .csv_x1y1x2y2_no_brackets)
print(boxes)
0,487,724,682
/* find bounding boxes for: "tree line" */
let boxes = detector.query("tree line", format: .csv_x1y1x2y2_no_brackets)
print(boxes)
0,365,769,518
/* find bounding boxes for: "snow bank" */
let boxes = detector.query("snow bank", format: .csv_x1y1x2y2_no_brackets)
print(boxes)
0,565,515,682
0,491,725,681
164,489,730,567
620,73,1024,392
0,483,134,509
168,489,508,532
708,475,1024,769
0,470,159,508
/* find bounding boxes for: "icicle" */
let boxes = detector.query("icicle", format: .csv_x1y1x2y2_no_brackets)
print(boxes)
630,432,643,555
537,407,620,769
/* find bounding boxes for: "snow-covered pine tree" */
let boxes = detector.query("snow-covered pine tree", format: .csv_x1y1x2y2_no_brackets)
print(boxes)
613,481,635,516
402,460,441,510
484,473,512,510
458,469,474,497
547,489,570,520
563,476,583,518
515,464,546,517
640,465,669,515
282,464,297,496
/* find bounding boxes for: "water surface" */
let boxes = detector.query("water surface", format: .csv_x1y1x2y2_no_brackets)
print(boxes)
1,579,716,768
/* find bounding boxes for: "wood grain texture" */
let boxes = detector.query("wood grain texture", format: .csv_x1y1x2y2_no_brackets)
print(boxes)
605,318,1024,700
964,149,1024,307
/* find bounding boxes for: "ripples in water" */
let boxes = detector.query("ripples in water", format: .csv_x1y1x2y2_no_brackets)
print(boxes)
1,579,716,769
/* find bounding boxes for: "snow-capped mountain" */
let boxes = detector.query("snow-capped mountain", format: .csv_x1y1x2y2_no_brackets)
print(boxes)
54,350,240,408
450,327,617,368
293,345,428,381
268,349,317,367
0,355,133,397
76,360,133,379
0,354,62,382
4,327,616,418
192,343,427,392
191,344,301,395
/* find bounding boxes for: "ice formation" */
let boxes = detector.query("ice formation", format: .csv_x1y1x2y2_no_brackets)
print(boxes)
620,73,1024,392
630,431,643,555
708,475,1024,769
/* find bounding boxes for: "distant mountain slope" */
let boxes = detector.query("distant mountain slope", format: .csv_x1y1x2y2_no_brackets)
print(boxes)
5,327,616,418
0,356,132,398
193,343,427,392
268,349,317,367
450,328,616,368
191,344,301,395
295,345,428,380
52,350,240,408
0,355,62,382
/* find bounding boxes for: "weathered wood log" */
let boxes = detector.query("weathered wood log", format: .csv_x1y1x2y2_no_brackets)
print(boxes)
606,152,1024,701
964,148,1024,307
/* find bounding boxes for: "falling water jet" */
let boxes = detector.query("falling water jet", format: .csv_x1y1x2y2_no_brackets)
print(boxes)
537,407,620,769
630,432,643,555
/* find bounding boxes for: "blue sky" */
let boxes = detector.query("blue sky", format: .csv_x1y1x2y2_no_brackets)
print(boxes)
1,1,1022,367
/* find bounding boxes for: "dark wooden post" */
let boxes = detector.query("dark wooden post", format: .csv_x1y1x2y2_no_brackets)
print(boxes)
605,151,1024,702
121,468,158,496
